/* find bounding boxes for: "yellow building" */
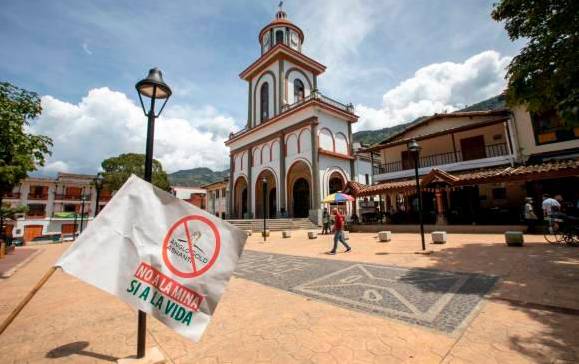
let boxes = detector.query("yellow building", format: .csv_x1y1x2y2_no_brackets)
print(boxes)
349,107,579,226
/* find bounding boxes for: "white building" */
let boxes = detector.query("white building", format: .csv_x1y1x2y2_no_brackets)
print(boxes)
170,186,206,209
226,7,370,223
2,173,111,241
202,179,228,219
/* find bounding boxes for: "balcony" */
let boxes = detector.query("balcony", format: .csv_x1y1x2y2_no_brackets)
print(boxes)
27,212,46,219
374,143,510,176
281,91,354,114
2,192,20,199
54,194,91,201
228,91,354,141
28,194,49,200
98,194,112,202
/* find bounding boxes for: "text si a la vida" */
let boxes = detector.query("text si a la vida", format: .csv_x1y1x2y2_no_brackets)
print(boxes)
126,280,194,326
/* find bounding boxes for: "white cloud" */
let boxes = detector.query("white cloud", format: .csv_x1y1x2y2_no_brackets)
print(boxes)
30,87,235,175
294,0,396,95
354,50,511,131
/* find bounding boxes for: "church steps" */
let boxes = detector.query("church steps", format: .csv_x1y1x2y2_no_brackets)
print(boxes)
226,218,319,232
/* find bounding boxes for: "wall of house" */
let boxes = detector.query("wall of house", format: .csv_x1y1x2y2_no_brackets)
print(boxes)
511,105,579,160
401,115,503,139
379,123,508,164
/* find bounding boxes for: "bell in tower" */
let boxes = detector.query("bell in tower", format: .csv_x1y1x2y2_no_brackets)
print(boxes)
259,2,304,54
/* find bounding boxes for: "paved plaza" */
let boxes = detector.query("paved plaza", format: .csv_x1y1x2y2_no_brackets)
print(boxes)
0,231,579,363
236,251,497,333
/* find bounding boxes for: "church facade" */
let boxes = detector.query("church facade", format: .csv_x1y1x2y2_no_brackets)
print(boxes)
226,8,364,223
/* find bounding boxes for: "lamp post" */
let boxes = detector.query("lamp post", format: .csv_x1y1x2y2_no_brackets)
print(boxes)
408,139,425,251
93,173,104,217
135,67,172,359
73,209,78,239
262,177,267,242
79,194,87,234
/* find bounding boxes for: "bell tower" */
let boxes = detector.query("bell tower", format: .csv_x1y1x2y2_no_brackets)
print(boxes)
240,6,326,129
259,5,304,54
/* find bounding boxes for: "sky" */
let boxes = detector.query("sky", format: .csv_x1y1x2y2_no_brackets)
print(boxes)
0,0,523,175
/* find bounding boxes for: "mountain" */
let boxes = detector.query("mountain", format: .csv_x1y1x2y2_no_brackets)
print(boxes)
168,167,229,187
458,94,506,112
352,117,426,145
352,94,506,145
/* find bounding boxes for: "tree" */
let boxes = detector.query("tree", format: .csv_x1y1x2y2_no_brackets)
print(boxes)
492,0,579,123
101,153,171,192
0,82,52,240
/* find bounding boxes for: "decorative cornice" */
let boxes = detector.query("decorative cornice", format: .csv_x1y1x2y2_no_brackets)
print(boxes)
239,44,326,81
319,148,355,160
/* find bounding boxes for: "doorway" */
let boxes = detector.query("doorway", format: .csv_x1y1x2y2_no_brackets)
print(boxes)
460,135,486,161
293,178,310,218
23,225,43,242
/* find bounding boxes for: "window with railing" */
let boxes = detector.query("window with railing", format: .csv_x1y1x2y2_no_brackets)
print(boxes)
28,186,49,200
531,110,579,145
374,142,509,175
27,203,46,218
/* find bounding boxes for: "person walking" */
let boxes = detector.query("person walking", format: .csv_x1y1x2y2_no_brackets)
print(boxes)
321,208,331,235
523,197,538,233
327,208,351,255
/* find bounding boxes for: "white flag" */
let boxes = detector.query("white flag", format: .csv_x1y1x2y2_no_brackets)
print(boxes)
56,175,247,342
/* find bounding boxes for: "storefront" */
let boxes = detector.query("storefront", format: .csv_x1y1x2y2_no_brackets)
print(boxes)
345,159,579,225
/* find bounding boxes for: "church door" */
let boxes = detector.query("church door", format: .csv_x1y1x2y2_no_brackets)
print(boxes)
293,178,310,218
241,188,248,218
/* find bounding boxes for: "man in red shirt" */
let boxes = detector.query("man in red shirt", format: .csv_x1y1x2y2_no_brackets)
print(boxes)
328,208,351,255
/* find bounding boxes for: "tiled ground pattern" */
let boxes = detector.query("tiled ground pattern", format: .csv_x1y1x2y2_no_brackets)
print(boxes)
235,250,498,333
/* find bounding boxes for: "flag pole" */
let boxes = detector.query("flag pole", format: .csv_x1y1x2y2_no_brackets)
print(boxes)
0,266,58,336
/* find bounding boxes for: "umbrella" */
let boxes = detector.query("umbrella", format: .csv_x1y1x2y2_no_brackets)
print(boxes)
322,192,355,203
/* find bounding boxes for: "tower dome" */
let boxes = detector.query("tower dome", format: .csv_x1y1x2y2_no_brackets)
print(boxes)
258,6,304,54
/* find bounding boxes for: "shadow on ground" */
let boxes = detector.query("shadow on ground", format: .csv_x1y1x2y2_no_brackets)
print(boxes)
399,240,579,362
46,341,118,362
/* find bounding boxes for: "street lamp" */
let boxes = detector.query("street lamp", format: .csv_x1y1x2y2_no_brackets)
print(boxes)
262,177,267,242
93,173,104,217
135,67,171,359
408,139,425,251
79,194,87,234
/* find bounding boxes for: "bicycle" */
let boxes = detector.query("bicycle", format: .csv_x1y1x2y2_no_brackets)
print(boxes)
544,216,579,246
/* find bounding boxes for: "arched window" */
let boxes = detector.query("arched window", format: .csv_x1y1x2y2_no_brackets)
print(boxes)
294,79,305,102
275,30,284,44
260,83,269,122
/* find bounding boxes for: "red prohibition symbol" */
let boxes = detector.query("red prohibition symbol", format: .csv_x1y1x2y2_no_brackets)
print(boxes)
162,215,221,279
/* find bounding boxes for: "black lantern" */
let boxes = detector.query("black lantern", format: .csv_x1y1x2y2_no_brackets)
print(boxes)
134,67,171,359
93,173,104,217
79,194,88,234
407,139,425,251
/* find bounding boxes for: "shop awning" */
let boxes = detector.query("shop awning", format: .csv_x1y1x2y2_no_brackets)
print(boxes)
345,159,579,197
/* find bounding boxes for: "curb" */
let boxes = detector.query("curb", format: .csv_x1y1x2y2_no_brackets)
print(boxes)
1,249,43,279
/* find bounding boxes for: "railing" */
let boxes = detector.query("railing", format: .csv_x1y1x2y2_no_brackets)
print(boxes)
281,90,355,114
27,212,46,218
99,195,112,202
229,91,355,140
54,194,91,201
374,143,509,175
28,194,49,200
2,192,20,199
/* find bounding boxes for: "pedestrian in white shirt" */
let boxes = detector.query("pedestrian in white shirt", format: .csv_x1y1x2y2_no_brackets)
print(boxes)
542,194,561,218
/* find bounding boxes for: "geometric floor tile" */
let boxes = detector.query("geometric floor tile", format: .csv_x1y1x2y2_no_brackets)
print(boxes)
235,250,498,333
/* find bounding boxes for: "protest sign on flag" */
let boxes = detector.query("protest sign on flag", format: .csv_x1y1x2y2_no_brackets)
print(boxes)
56,175,247,342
